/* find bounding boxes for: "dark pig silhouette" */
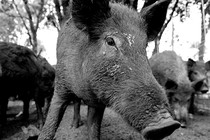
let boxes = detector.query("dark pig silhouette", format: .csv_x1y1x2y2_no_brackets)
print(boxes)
149,51,201,128
186,58,209,115
0,42,55,131
38,0,180,140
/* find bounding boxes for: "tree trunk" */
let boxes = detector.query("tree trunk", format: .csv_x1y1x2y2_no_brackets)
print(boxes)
152,38,160,55
171,22,175,50
199,0,206,61
22,0,44,54
32,32,38,54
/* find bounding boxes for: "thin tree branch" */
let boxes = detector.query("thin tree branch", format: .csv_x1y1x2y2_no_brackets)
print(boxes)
54,0,63,25
35,0,45,31
22,0,35,34
22,0,39,53
204,0,210,14
12,0,33,46
1,10,29,19
158,0,179,39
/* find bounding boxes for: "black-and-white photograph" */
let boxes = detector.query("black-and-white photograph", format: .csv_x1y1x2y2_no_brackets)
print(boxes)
0,0,210,139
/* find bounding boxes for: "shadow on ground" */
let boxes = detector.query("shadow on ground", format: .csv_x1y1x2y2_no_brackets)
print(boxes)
2,100,210,140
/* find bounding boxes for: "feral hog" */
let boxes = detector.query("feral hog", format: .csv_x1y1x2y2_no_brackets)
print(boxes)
0,42,55,131
187,58,209,93
149,51,201,127
186,58,209,115
38,0,180,140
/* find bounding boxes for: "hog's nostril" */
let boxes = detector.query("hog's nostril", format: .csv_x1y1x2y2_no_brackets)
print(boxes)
180,123,187,128
142,118,180,140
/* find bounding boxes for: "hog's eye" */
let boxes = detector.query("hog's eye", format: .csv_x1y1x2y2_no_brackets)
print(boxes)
173,97,179,102
106,37,116,46
193,71,198,75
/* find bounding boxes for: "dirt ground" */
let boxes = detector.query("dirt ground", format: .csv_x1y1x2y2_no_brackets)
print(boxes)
1,99,210,140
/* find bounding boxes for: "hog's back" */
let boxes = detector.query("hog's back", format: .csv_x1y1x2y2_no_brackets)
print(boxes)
149,51,189,86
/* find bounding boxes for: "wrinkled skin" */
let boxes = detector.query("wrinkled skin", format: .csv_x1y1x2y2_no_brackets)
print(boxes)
149,51,201,128
0,42,55,133
186,58,209,115
38,0,180,140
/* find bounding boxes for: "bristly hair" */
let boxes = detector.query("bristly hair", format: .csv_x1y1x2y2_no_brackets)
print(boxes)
72,0,111,40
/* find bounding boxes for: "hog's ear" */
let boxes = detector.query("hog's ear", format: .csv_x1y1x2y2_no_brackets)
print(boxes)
165,79,178,90
72,0,110,32
205,61,210,71
187,58,196,68
140,0,171,41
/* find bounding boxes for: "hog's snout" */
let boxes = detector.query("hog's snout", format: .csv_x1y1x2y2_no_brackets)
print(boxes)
142,110,180,140
194,79,209,94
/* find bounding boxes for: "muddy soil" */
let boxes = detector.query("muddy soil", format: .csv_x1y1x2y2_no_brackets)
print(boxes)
2,100,210,140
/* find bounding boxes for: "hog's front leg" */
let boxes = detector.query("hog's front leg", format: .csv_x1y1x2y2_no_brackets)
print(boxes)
87,105,106,140
38,87,69,140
